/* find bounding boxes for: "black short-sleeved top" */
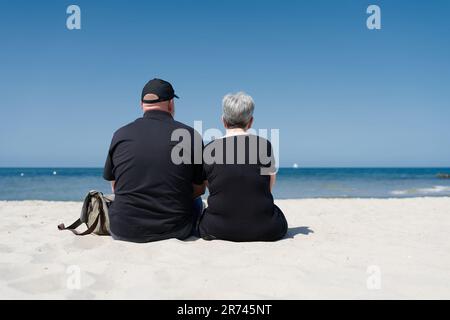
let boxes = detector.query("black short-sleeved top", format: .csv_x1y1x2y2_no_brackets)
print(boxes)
199,134,288,242
103,110,204,242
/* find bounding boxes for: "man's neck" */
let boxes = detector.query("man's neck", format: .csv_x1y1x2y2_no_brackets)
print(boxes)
143,106,168,112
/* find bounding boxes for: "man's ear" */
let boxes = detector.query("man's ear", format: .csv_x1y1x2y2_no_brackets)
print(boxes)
168,99,174,115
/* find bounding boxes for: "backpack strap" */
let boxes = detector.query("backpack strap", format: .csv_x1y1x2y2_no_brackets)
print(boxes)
58,219,82,231
57,214,100,236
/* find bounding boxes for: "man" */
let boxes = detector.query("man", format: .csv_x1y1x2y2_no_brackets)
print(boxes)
103,78,205,242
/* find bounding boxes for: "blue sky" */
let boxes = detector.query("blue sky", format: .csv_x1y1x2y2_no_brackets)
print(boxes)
0,0,449,167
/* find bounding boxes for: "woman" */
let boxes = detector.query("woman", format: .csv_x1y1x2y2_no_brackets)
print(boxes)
198,92,288,242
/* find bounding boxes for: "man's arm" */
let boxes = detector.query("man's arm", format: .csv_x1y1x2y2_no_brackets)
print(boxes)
103,135,116,186
193,181,206,198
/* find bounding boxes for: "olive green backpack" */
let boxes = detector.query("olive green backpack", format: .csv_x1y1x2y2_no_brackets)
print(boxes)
58,190,113,236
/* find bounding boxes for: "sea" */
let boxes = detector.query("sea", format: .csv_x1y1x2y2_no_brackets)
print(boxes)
1,167,450,201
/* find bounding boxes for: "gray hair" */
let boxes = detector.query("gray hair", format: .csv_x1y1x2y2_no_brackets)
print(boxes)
222,92,255,129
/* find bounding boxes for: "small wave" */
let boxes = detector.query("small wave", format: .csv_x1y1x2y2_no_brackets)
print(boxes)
391,186,450,196
417,186,450,194
391,190,408,195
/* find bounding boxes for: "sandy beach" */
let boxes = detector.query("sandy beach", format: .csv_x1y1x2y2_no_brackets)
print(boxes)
0,197,449,299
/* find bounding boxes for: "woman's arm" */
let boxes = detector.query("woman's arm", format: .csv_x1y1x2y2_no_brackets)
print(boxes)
269,174,276,192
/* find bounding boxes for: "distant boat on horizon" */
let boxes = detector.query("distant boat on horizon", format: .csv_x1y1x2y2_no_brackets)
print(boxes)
437,173,450,179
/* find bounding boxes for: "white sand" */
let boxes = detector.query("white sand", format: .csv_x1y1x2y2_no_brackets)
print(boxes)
0,197,449,299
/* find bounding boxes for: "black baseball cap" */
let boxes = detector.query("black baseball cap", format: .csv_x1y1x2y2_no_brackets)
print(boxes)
141,78,179,104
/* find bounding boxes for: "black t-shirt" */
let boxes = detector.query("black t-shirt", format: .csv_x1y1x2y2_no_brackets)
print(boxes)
103,110,203,242
199,134,288,242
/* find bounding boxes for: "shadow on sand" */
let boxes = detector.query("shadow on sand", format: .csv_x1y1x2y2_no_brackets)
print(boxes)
185,226,315,242
285,226,314,239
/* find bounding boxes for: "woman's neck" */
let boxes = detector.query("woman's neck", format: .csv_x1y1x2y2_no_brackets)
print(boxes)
225,128,248,137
